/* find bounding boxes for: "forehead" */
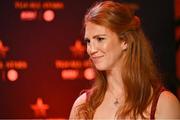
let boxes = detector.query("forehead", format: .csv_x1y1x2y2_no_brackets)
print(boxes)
85,22,113,38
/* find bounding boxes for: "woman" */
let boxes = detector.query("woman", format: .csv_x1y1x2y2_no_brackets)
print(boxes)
69,1,180,119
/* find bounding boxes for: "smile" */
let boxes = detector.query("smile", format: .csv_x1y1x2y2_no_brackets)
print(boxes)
91,56,104,63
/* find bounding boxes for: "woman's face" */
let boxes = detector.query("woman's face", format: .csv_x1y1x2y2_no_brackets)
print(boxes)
84,22,127,71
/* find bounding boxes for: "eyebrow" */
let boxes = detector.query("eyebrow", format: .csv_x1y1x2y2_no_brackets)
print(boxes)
84,34,107,41
92,34,107,39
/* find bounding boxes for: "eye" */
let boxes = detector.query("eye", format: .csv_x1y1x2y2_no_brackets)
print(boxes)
84,38,90,45
97,37,105,42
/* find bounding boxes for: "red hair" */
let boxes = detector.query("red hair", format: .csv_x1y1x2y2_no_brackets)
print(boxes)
77,1,162,119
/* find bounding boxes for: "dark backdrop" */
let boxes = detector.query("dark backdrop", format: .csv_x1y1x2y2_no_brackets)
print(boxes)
0,0,177,119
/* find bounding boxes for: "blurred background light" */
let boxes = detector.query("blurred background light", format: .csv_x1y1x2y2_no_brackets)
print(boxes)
20,11,37,21
61,69,79,80
7,69,18,82
84,67,95,80
43,10,55,22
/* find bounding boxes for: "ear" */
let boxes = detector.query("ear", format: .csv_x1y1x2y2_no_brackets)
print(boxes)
121,41,128,50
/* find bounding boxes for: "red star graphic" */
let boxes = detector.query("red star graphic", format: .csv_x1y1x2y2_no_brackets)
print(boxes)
70,39,85,57
0,40,9,58
31,97,49,117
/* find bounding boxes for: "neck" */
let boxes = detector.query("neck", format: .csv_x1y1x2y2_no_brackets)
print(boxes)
106,69,124,97
105,52,126,96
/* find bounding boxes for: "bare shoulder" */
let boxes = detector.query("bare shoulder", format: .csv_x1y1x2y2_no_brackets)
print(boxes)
73,92,87,107
69,93,87,119
156,91,180,119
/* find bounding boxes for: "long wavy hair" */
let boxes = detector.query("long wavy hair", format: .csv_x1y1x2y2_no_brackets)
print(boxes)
76,1,162,119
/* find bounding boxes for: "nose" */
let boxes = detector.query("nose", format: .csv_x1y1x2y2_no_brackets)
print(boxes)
88,42,98,55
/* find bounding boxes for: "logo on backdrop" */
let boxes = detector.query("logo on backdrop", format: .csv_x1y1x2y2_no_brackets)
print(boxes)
0,40,28,82
14,0,64,22
55,39,95,80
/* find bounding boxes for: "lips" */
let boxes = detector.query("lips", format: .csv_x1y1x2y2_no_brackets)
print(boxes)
91,56,104,63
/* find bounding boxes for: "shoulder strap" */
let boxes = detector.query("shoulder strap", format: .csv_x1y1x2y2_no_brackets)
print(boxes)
150,87,167,120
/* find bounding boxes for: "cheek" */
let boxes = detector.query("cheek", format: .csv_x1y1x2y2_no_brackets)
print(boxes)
86,46,90,55
103,41,114,52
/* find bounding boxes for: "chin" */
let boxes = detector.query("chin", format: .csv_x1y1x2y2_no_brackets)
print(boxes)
94,64,107,71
